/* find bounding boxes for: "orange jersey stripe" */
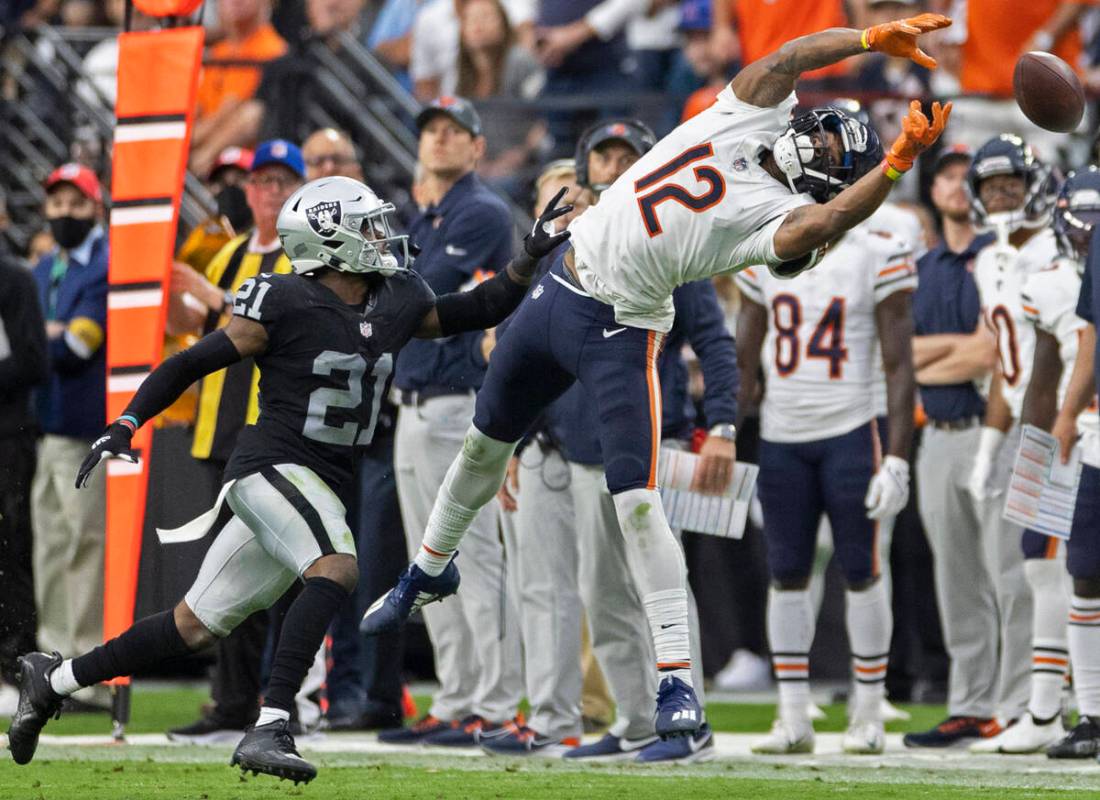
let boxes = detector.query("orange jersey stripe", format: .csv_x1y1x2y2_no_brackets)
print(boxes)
1033,656,1069,666
854,664,888,675
773,663,809,671
1071,611,1100,622
657,661,692,669
422,543,447,558
645,331,661,491
877,262,914,278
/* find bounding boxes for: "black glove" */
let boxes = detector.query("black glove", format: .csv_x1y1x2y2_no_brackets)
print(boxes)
522,186,574,261
75,421,139,489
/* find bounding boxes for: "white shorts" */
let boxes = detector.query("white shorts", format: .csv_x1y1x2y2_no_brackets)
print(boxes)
184,464,356,637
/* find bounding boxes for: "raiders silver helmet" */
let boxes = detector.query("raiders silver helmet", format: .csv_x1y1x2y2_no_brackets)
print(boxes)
277,176,410,276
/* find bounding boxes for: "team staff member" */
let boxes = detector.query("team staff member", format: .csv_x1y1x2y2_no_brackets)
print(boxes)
167,140,304,742
383,96,524,745
30,164,109,710
0,252,48,689
905,147,1008,747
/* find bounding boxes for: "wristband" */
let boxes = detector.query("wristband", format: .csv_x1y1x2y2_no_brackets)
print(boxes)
709,423,737,441
860,28,870,51
881,159,905,181
116,415,139,433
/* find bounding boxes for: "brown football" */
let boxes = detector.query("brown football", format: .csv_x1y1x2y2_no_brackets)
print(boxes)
1013,51,1085,133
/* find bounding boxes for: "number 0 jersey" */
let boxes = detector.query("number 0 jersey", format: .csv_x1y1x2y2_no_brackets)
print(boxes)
735,227,916,443
973,229,1059,419
569,86,815,333
1021,256,1100,468
223,270,435,493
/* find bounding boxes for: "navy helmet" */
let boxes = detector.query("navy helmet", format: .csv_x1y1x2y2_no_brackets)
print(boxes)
773,107,883,203
1053,165,1100,265
966,134,1058,233
575,119,657,191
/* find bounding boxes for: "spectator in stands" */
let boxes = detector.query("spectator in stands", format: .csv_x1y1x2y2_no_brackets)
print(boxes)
190,0,287,177
674,0,725,125
940,0,1089,156
625,0,681,91
0,239,48,697
410,0,534,100
166,141,306,743
30,163,109,711
366,0,424,90
456,0,542,99
302,127,364,180
77,0,124,109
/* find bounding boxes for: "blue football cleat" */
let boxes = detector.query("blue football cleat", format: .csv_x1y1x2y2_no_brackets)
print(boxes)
360,559,460,636
654,675,702,739
635,723,715,763
562,733,658,762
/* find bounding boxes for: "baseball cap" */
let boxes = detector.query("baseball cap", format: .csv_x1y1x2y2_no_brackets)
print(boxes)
933,143,972,175
416,96,483,137
209,146,254,180
252,139,305,179
679,0,711,32
45,163,102,203
583,120,656,158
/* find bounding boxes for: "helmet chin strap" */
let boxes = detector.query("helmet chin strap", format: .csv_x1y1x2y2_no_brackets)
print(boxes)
976,210,1025,239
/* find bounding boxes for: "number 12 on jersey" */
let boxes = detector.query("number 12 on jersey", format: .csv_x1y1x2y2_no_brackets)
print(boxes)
633,143,726,238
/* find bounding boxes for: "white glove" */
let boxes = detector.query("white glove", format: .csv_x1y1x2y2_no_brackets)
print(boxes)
967,426,1006,501
865,455,910,520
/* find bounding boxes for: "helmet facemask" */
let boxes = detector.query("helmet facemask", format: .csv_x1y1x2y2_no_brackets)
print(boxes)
773,108,882,203
967,137,1058,236
1054,184,1100,266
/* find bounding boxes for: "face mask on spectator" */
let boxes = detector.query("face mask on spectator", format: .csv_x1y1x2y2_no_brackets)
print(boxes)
48,215,96,249
216,184,253,232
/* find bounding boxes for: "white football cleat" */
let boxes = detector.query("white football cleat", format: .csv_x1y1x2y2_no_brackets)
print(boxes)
969,713,1065,754
751,719,814,754
843,719,886,754
880,699,910,722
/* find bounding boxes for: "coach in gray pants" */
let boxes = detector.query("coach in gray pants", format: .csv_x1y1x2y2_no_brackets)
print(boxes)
904,148,1029,747
382,97,523,745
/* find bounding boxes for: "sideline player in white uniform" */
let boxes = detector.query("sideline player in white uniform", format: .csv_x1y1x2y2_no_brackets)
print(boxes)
963,135,1059,745
363,13,953,736
980,169,1100,754
736,224,916,755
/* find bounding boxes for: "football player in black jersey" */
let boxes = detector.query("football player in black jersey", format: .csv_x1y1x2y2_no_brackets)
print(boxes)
6,176,571,783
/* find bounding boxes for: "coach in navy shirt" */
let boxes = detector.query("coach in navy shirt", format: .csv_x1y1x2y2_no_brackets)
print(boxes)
388,95,523,743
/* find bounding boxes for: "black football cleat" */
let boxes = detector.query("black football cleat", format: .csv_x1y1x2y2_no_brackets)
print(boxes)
230,719,317,784
7,651,64,765
1047,716,1100,759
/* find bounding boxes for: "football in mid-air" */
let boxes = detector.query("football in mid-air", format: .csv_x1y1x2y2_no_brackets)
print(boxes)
1013,51,1085,133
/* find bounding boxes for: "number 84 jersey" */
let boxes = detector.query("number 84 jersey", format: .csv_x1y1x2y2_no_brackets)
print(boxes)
735,227,916,443
223,270,434,494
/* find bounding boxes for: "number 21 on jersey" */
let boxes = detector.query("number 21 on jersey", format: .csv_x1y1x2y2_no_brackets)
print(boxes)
633,143,726,238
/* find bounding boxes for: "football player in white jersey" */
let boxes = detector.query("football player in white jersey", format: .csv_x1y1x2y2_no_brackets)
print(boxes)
735,223,916,755
362,13,952,737
963,134,1061,746
1042,167,1100,757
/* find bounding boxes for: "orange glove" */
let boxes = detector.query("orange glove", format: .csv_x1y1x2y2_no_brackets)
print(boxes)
862,13,952,69
883,100,952,179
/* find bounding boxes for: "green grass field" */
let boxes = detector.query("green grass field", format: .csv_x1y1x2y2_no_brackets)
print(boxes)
3,686,1099,799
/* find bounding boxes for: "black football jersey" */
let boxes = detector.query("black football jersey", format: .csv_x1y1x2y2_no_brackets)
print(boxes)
223,269,435,492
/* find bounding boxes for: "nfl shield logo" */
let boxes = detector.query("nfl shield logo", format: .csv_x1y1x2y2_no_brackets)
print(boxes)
306,201,341,236
361,321,373,338
733,157,747,172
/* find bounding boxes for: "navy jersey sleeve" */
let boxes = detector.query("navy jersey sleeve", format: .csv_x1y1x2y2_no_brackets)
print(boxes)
1079,234,1097,323
364,270,437,355
675,281,739,426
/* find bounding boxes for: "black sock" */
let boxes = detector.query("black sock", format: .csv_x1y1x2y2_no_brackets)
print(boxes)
262,577,348,713
71,610,192,687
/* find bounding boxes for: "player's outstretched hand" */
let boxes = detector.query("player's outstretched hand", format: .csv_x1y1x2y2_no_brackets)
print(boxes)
76,421,139,488
864,455,909,520
885,100,952,175
523,186,574,262
862,13,951,69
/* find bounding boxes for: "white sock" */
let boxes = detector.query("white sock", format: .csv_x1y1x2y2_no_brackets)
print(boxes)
48,659,82,697
255,706,291,728
414,427,515,576
768,587,814,722
846,581,892,720
1025,559,1070,721
1069,596,1100,717
645,588,692,686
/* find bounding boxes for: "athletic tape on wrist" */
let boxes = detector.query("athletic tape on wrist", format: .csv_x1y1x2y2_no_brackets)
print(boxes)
861,29,870,50
881,159,905,181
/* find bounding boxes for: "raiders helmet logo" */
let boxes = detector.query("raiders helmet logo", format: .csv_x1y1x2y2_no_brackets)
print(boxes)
306,201,342,236
361,321,373,338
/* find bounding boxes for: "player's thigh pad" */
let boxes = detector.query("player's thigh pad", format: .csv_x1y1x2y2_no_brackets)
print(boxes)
472,267,577,443
184,514,299,638
821,422,879,585
227,464,356,576
757,438,824,582
1068,464,1100,579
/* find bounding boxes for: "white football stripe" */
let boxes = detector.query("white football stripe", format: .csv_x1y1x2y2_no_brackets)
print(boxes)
111,205,174,226
107,459,143,476
114,121,187,142
109,289,163,309
108,373,148,393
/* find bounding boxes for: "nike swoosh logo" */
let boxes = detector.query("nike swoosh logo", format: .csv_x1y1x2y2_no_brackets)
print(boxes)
445,245,467,256
660,623,674,629
602,327,627,338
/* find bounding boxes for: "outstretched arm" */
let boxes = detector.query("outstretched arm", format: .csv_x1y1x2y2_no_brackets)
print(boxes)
772,100,951,264
416,188,573,338
730,13,950,108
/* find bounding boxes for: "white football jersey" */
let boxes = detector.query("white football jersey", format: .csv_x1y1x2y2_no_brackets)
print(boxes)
569,86,815,333
1021,256,1100,468
973,229,1059,419
735,227,917,443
